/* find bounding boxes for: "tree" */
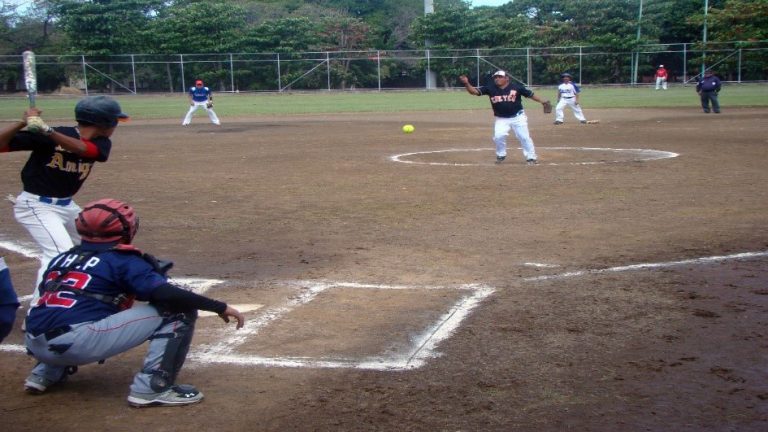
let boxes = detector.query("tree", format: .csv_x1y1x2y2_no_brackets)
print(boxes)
50,0,165,55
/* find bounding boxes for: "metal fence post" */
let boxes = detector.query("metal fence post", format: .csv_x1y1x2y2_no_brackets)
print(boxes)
475,49,480,85
180,54,185,92
81,55,88,95
131,54,137,94
526,47,532,86
326,51,331,91
276,53,282,92
229,53,235,92
377,50,381,91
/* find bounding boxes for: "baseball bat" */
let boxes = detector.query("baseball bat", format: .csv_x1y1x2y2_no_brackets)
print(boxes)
22,50,37,108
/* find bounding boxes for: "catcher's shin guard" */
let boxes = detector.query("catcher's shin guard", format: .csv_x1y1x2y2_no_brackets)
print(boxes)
145,310,197,392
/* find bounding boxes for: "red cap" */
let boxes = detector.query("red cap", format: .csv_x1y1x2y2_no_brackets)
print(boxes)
195,80,203,85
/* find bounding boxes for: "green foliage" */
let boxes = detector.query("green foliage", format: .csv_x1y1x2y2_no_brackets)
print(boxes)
50,0,166,55
149,1,248,53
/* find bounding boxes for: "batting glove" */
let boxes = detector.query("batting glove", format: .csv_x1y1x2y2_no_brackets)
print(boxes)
26,116,53,136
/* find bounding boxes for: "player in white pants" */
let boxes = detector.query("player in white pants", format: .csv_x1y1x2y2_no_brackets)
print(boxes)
0,96,128,306
459,71,551,165
182,79,220,126
554,73,587,125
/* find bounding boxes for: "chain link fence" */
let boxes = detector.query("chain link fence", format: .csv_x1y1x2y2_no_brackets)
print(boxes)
0,41,765,94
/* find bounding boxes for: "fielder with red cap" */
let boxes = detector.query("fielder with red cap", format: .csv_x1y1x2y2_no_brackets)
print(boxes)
24,199,245,407
182,79,220,126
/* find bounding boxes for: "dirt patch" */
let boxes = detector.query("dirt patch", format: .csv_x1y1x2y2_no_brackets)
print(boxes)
1,107,767,431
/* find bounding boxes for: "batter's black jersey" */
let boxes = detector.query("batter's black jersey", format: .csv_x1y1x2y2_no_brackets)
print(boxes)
477,83,535,118
8,127,111,198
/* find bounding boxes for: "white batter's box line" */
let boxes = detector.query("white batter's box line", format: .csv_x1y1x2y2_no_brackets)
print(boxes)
0,239,42,260
189,283,495,371
189,281,495,371
524,250,768,282
193,281,332,356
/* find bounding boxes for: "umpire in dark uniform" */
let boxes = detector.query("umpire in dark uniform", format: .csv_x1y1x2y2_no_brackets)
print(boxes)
696,70,722,113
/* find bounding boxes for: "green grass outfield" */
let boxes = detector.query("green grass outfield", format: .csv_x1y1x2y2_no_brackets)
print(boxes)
0,83,765,121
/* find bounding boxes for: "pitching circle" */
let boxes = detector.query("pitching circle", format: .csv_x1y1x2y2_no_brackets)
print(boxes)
389,147,679,166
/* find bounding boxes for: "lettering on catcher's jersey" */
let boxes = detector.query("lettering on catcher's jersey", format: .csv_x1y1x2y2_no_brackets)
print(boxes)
36,270,94,309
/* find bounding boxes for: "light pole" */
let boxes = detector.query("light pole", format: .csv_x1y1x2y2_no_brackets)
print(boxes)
633,0,644,85
701,0,708,76
425,0,436,89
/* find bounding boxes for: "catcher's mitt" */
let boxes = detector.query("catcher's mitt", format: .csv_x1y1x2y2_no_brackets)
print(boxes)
542,101,552,114
206,101,213,109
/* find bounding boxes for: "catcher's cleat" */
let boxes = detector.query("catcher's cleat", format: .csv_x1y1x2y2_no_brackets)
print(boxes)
24,367,74,394
526,159,538,166
580,120,587,124
495,156,506,164
554,121,563,125
127,384,204,407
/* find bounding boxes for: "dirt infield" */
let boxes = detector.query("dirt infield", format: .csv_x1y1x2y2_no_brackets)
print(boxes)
1,107,767,431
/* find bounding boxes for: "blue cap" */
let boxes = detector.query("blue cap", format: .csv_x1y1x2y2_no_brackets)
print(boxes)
75,96,129,127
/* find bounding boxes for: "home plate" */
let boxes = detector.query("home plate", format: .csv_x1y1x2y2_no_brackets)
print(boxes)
199,303,263,317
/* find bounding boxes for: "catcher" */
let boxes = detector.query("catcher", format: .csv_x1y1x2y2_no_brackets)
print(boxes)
24,199,245,407
459,71,551,165
182,79,220,126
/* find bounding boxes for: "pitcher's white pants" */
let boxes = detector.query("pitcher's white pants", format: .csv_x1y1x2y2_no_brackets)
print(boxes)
655,77,667,90
493,112,537,161
182,102,220,125
555,98,586,123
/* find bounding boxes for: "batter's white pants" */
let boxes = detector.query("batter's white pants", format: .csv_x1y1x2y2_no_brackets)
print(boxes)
13,191,81,304
493,113,537,161
555,98,586,123
182,102,220,125
655,77,667,90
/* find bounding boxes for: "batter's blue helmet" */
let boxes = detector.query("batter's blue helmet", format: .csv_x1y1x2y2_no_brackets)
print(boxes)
75,96,129,128
561,72,573,78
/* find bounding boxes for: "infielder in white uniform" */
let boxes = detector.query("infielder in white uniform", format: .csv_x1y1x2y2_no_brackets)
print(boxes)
554,73,587,125
0,96,128,305
182,79,220,126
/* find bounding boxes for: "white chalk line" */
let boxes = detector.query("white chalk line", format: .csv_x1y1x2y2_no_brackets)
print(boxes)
189,283,496,371
389,147,679,166
524,250,768,282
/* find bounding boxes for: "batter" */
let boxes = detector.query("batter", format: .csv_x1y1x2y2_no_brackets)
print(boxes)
0,96,128,305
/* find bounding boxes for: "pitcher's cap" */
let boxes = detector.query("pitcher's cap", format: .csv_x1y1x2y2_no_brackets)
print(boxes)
75,96,129,128
492,70,507,77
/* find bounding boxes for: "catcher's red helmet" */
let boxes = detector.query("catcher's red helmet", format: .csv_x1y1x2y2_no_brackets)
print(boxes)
76,199,139,244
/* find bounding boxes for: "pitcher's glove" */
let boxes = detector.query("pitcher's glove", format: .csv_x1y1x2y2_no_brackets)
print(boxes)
206,101,213,109
26,116,54,135
542,101,552,114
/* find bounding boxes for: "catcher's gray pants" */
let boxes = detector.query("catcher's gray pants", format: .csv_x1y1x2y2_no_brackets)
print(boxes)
25,304,195,394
